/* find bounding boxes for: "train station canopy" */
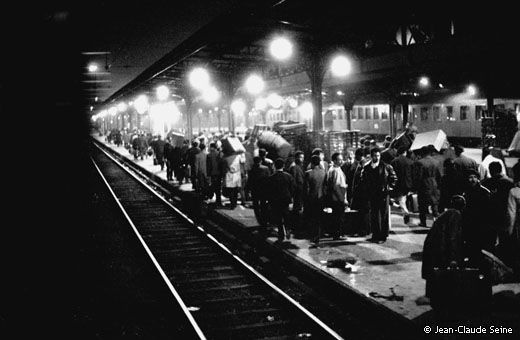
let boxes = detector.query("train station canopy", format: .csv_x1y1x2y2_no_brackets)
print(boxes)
102,1,520,107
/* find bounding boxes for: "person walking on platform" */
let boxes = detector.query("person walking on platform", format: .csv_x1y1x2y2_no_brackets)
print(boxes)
206,142,223,205
150,135,166,171
289,151,305,234
413,145,442,227
249,156,270,226
164,137,174,181
462,169,492,266
304,155,327,245
481,161,514,253
307,148,329,171
222,153,243,209
340,150,356,204
187,140,201,190
390,146,414,224
178,140,189,184
453,145,478,191
350,148,370,236
267,158,295,242
324,152,348,240
137,133,148,161
194,143,209,197
131,132,140,160
361,147,397,243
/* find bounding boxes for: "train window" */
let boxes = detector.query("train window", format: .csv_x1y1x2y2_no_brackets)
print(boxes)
412,107,418,120
475,105,485,120
365,107,372,119
433,106,441,121
351,108,357,120
382,111,388,119
446,106,454,120
338,109,344,120
373,107,379,119
420,107,429,121
460,106,469,120
358,107,364,119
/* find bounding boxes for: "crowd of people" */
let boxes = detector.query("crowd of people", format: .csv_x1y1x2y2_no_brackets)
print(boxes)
106,128,520,288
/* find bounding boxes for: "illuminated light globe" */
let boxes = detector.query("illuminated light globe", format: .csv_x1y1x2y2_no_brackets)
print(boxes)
269,37,293,60
189,67,210,90
202,86,220,103
88,63,98,72
255,97,267,110
288,97,298,108
245,74,264,95
419,77,429,87
134,95,149,114
467,85,477,96
117,102,127,112
330,55,352,77
231,99,247,116
267,93,282,109
156,85,170,101
108,106,118,116
299,101,313,120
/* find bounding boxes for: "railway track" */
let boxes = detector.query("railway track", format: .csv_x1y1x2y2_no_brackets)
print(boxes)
91,144,343,339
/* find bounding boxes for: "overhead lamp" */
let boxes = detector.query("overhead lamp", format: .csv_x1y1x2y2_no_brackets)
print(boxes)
330,55,352,77
288,97,298,108
189,67,210,90
245,74,264,95
467,85,477,96
88,63,98,73
202,86,220,103
231,99,246,115
108,106,118,116
419,76,429,87
156,85,170,101
269,36,293,60
117,102,127,112
134,94,149,114
267,93,282,108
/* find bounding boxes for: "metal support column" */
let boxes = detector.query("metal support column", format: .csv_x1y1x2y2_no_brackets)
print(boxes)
306,51,325,131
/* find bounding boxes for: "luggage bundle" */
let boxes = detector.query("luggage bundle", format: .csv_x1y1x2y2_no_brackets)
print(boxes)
221,137,246,156
257,130,292,159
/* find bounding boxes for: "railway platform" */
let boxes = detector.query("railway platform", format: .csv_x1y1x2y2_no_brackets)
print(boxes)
94,134,520,337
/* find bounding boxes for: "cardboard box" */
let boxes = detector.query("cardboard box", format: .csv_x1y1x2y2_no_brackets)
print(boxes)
410,129,449,152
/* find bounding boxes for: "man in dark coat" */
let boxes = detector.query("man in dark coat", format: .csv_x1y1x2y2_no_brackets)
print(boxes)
361,147,397,243
481,161,514,253
163,137,175,181
249,156,271,226
350,148,370,236
259,148,274,175
150,135,166,171
187,140,201,190
206,142,223,205
289,151,305,233
422,195,466,300
390,146,414,223
413,145,442,227
462,169,492,265
193,143,208,196
453,145,478,192
267,158,295,242
341,150,357,203
304,155,327,245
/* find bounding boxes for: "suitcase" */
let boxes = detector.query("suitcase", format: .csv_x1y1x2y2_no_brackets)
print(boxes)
221,137,245,155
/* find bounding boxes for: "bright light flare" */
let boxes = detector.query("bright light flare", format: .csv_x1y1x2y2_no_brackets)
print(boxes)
189,67,210,90
231,99,246,115
202,86,220,103
108,106,118,116
467,85,477,96
88,63,98,73
245,74,264,95
267,93,282,108
288,97,298,108
330,55,352,77
156,85,170,101
134,95,149,114
269,36,293,60
419,77,429,87
117,102,127,112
